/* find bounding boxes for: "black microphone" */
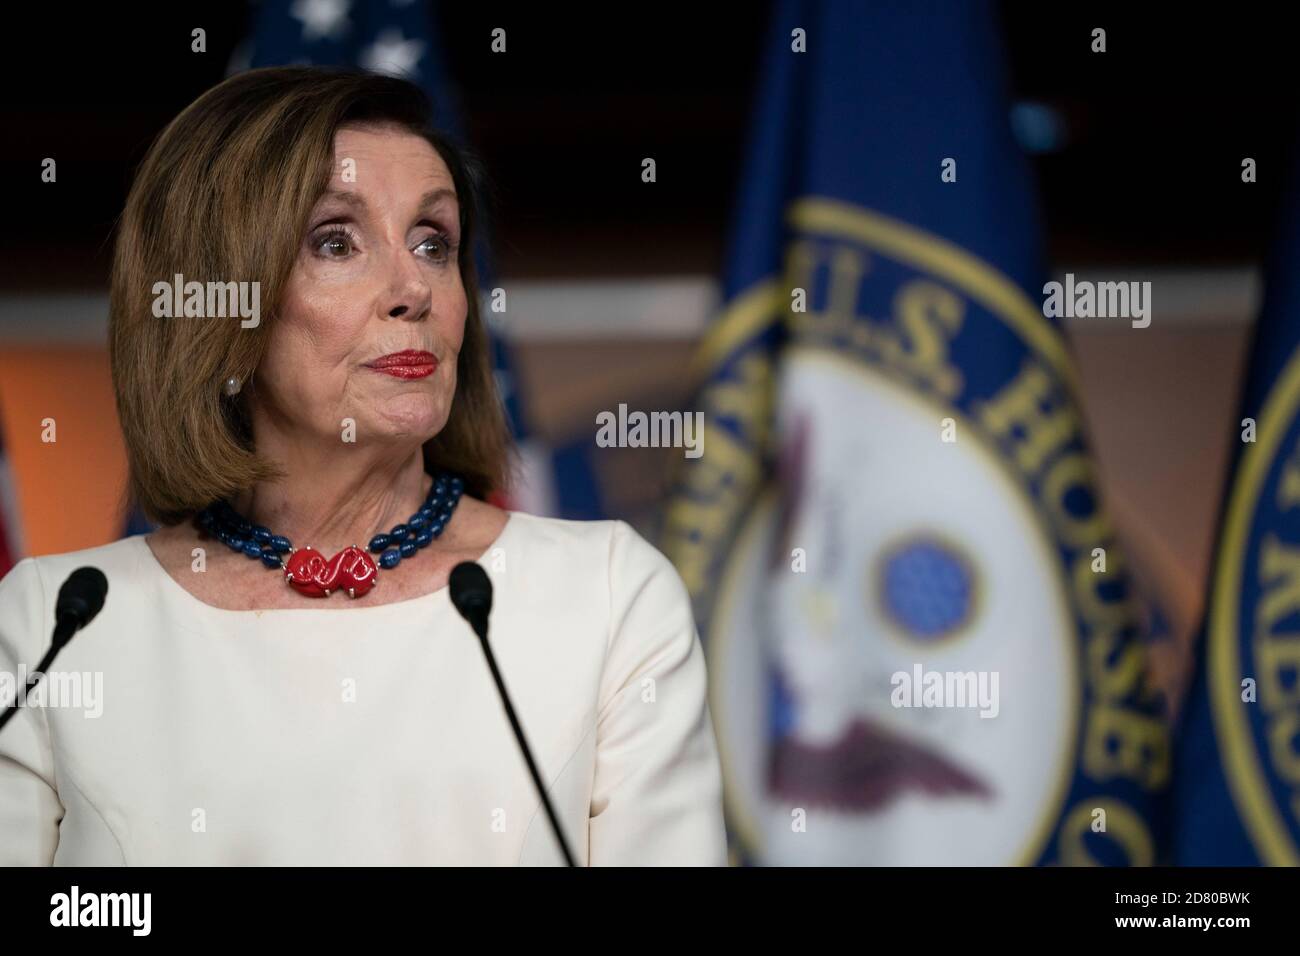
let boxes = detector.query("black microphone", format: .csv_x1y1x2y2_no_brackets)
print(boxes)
449,561,577,867
55,567,109,642
0,566,108,734
448,561,492,639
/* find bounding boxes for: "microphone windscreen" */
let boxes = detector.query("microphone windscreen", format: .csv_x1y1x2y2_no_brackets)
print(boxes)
449,561,492,621
56,566,108,627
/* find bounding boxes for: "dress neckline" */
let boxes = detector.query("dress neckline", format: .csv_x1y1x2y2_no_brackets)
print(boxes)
135,512,516,617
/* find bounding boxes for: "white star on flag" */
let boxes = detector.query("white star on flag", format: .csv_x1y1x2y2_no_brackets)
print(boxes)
359,28,426,78
290,0,352,43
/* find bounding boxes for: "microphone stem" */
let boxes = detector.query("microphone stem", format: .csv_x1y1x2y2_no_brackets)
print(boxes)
0,618,75,733
472,620,578,867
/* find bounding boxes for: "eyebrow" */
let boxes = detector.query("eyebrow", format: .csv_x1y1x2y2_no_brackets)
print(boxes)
317,187,458,214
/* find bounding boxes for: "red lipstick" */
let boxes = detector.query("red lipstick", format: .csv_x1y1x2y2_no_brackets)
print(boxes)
366,350,437,379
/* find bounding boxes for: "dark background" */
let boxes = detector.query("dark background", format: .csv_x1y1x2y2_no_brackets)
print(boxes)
1,2,1292,289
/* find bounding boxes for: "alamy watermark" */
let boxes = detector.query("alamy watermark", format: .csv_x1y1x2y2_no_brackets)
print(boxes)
595,404,704,458
890,664,999,718
50,886,150,936
152,274,260,328
1,667,103,718
1042,273,1151,328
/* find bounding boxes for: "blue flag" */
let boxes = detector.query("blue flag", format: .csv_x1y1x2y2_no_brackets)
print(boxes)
662,0,1168,865
1173,150,1300,866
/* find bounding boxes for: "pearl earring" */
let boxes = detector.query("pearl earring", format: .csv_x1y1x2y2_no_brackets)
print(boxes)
222,375,241,396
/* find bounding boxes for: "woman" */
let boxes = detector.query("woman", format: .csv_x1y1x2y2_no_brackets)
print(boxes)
0,67,726,865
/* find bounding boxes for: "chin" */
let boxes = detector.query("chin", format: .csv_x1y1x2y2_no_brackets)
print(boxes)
365,393,448,442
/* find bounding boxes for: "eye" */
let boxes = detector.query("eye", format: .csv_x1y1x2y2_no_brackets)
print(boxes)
414,229,459,263
313,227,356,259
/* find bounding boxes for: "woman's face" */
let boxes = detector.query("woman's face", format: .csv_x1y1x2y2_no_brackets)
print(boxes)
252,124,467,454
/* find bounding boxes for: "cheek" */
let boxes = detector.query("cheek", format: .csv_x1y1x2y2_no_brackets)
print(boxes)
270,286,369,373
439,279,469,349
445,313,468,384
257,300,371,421
432,284,468,382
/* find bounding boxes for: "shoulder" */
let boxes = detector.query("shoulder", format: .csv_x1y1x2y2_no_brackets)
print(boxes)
505,516,708,735
501,511,692,630
0,537,150,660
0,537,149,599
502,511,681,583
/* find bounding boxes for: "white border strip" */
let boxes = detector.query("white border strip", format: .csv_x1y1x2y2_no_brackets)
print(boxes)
0,268,1262,344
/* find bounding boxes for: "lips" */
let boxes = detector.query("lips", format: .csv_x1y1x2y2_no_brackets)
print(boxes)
768,717,993,813
366,350,437,379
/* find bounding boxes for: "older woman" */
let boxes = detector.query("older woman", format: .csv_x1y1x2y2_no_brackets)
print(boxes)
0,67,726,866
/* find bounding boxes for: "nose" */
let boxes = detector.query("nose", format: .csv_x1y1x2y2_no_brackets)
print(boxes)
382,246,432,322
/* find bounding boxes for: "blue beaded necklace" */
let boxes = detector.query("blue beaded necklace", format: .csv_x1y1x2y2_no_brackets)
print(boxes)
197,473,464,598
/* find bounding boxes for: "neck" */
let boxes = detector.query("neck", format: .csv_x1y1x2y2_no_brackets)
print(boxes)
230,445,431,556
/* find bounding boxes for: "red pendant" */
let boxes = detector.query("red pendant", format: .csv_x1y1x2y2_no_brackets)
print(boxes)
284,546,378,598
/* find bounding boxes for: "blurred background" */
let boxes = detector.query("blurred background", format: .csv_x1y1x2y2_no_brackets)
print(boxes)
2,1,1295,865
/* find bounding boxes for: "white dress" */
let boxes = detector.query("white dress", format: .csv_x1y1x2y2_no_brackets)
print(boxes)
0,512,727,866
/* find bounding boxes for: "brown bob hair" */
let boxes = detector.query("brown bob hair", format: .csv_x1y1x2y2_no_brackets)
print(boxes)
109,66,512,525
